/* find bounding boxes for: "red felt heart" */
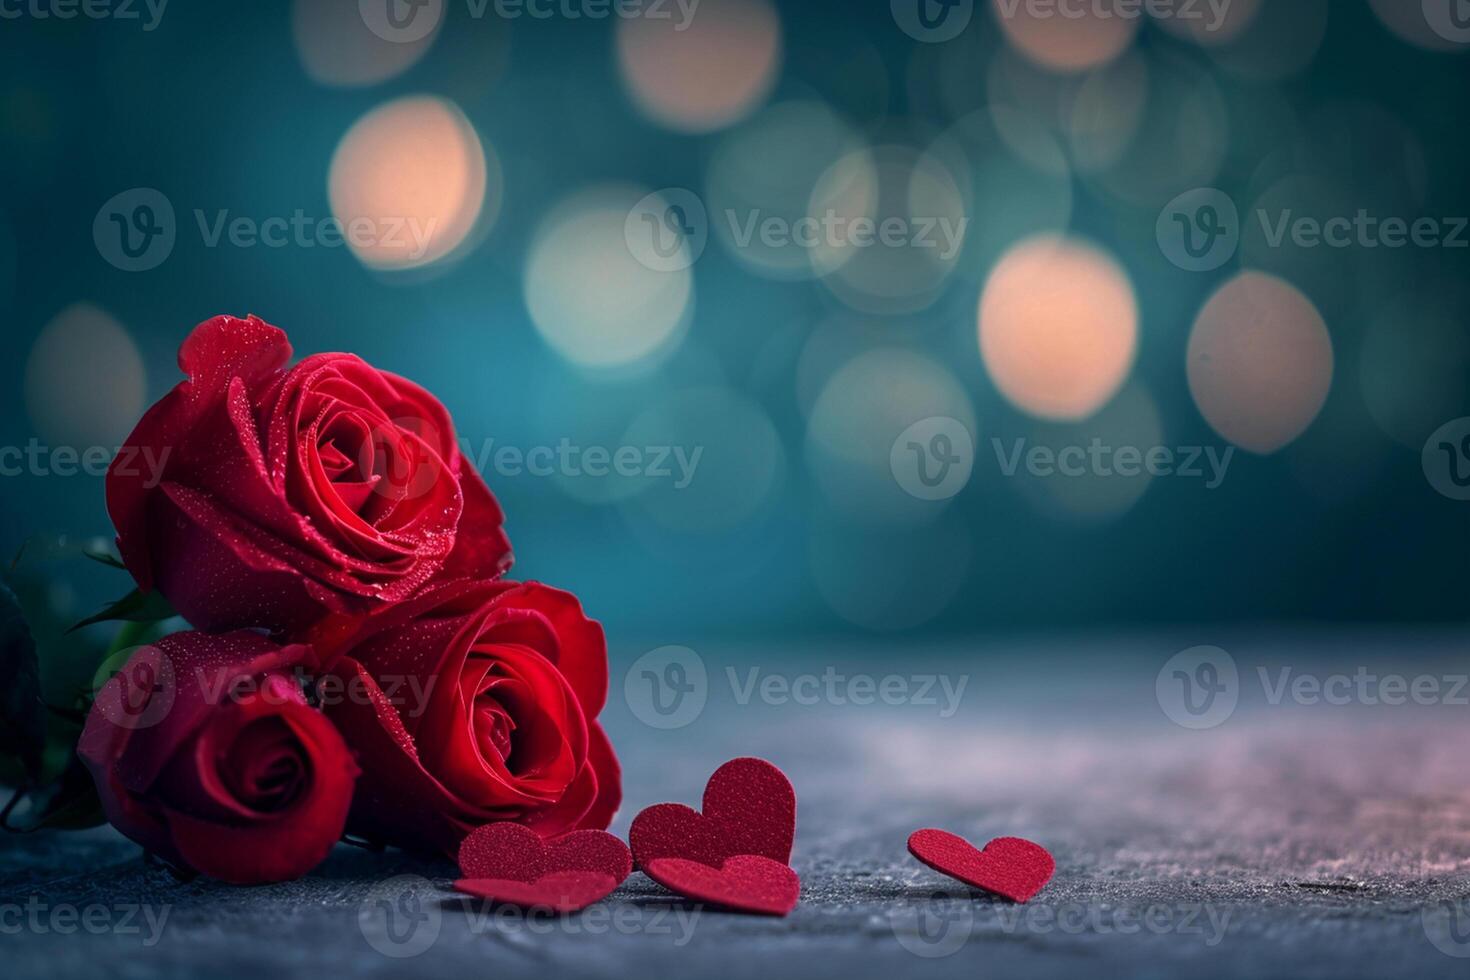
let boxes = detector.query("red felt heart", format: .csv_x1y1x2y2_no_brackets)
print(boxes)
454,872,619,913
458,822,632,884
907,830,1055,903
644,855,800,916
629,757,796,869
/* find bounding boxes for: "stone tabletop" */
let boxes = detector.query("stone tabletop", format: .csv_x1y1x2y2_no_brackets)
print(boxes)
6,631,1470,979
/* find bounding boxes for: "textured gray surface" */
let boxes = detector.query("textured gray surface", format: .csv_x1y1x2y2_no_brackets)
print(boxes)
5,632,1470,979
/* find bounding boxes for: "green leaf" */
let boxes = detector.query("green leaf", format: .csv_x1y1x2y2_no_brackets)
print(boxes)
0,582,46,783
83,550,128,572
67,588,177,634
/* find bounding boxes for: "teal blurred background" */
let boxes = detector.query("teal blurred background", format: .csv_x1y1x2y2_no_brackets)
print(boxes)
0,0,1466,642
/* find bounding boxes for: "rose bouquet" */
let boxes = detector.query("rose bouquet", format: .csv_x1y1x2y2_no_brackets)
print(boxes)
6,314,618,884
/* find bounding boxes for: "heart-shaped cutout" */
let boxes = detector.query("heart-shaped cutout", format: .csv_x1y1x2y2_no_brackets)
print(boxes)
907,830,1054,903
458,822,632,884
455,872,619,913
644,855,800,916
629,757,795,869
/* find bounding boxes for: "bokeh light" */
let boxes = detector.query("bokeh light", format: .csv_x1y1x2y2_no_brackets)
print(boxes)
328,95,494,271
805,347,976,524
808,144,968,315
982,49,1079,177
1089,49,1228,208
619,386,785,534
1369,0,1466,52
705,100,865,280
808,511,971,631
292,0,440,88
1359,291,1470,449
979,235,1138,422
1208,0,1328,81
24,303,146,448
1149,0,1262,46
1065,53,1149,173
1008,385,1163,523
1187,271,1334,454
990,0,1137,73
793,314,893,420
525,184,693,371
928,109,1074,281
1241,101,1428,318
527,373,657,506
616,0,782,134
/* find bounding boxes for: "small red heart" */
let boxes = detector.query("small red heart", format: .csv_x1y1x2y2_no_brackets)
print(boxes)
629,757,796,869
644,855,800,916
907,830,1055,903
454,872,619,913
458,822,632,884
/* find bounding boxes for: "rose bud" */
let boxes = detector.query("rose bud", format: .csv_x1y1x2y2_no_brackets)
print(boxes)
106,313,512,634
323,580,619,853
80,631,358,885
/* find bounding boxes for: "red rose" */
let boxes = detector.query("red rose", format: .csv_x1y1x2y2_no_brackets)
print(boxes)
79,631,358,885
323,580,619,853
107,314,512,634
